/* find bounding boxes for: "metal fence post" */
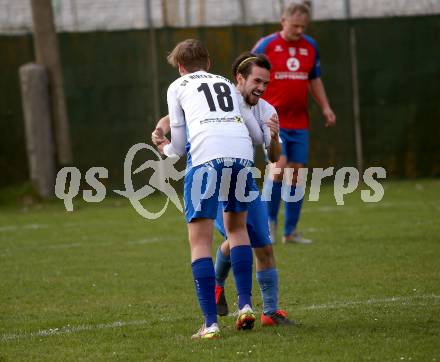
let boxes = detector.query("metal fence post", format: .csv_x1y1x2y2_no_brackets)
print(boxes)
345,0,364,173
145,0,160,122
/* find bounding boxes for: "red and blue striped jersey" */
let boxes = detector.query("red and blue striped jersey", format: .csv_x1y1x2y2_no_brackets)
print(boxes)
253,32,321,129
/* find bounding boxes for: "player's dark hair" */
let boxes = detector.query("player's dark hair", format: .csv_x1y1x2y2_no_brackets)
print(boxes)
167,39,210,72
232,52,271,80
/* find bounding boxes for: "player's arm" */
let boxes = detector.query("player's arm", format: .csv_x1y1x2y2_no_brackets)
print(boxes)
238,97,264,145
309,78,336,127
160,86,187,157
266,113,281,163
267,137,281,163
260,115,272,148
151,115,170,146
156,115,171,134
259,101,280,162
161,124,186,157
307,42,336,127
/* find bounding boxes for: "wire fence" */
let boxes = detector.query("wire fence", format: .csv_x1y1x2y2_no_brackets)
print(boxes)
1,2,439,188
0,0,439,33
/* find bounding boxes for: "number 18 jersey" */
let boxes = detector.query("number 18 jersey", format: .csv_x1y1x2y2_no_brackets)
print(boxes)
167,70,253,167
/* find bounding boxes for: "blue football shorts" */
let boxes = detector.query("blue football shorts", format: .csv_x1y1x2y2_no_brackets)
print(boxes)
214,181,272,248
280,129,309,165
184,158,255,223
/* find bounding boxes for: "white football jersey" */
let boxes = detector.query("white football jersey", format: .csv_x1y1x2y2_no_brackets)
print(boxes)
167,71,253,167
250,97,277,149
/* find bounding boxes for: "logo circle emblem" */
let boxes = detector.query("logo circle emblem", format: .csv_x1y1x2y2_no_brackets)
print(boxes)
286,57,300,71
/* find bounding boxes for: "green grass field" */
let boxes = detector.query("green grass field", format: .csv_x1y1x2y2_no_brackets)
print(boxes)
1,180,439,361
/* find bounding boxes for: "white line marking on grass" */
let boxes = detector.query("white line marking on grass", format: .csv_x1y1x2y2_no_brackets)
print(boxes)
23,224,46,230
0,226,18,232
47,243,82,249
301,294,440,310
4,237,176,253
299,219,437,234
127,236,182,245
127,238,160,245
2,295,439,342
0,224,47,233
365,201,437,208
302,227,320,233
302,206,352,213
1,320,149,342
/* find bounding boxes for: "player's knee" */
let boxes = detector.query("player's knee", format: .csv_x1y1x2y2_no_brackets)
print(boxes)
287,163,302,185
224,212,247,232
255,245,275,268
224,223,246,237
225,225,249,249
291,173,298,185
272,172,284,182
270,159,286,182
220,240,230,256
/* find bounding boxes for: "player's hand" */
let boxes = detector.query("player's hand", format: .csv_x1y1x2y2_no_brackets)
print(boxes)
157,138,170,155
266,113,279,138
323,107,336,127
151,127,166,146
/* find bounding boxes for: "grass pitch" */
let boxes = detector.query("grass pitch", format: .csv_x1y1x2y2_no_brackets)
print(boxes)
0,180,439,361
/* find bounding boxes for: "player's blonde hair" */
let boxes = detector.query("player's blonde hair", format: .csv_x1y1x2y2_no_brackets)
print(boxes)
282,2,311,18
167,39,210,72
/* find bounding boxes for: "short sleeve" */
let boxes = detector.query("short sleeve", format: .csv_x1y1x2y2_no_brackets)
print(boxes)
304,35,322,80
252,33,278,54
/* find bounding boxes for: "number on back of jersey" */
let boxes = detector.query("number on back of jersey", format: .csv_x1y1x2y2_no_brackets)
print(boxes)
197,82,234,112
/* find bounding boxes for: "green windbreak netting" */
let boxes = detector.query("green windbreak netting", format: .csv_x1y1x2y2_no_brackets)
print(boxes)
1,15,439,187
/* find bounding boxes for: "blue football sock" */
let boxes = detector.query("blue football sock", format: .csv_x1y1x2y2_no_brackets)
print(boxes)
283,184,304,236
264,180,282,223
214,246,231,287
230,245,253,309
256,267,279,315
191,257,217,327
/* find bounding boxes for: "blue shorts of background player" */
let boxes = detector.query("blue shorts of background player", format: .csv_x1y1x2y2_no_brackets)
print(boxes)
264,129,309,240
280,129,309,164
213,182,294,326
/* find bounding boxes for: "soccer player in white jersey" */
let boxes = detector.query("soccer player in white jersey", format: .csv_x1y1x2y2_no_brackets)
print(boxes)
214,52,295,326
152,52,295,327
157,39,257,339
